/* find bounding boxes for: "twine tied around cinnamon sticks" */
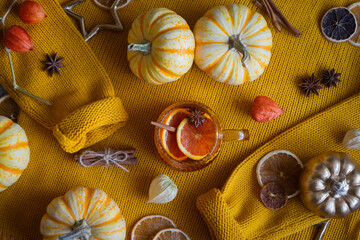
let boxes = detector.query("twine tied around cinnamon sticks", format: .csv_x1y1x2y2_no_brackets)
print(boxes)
75,149,137,172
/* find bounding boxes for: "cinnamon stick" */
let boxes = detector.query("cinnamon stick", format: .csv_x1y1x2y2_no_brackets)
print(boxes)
262,0,281,33
151,121,176,132
266,0,301,36
255,1,286,27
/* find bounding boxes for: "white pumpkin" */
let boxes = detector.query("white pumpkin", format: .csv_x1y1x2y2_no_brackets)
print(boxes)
0,116,30,192
194,4,272,85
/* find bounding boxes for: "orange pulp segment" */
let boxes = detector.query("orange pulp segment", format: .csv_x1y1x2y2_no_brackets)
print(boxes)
160,108,190,161
176,117,217,160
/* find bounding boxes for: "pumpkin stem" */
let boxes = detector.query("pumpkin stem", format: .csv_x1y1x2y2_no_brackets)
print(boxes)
228,35,250,67
59,219,91,240
128,42,152,55
328,178,349,198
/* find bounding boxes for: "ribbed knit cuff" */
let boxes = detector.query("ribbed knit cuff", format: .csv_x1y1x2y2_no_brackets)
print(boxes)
53,97,128,153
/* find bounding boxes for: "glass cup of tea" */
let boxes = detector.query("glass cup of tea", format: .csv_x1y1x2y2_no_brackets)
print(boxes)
154,101,249,171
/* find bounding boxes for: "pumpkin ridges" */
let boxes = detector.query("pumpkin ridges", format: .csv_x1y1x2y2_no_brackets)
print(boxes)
153,47,194,54
91,211,123,228
249,52,267,69
245,25,268,40
247,44,272,51
0,141,28,151
137,55,145,80
146,60,163,84
151,25,190,42
87,194,112,224
0,182,7,189
127,51,139,62
203,14,229,36
42,213,72,228
148,12,176,30
61,196,77,221
240,8,255,33
150,55,181,78
0,119,13,135
203,51,228,73
225,5,235,27
0,162,23,174
195,41,227,47
139,12,146,39
82,187,94,219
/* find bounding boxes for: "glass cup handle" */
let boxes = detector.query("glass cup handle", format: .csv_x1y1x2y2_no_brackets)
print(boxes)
221,129,249,141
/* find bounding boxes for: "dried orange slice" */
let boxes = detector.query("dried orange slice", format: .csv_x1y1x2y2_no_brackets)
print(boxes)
160,108,190,161
0,95,19,122
349,3,360,46
176,116,217,160
92,0,132,10
131,215,176,240
256,150,303,198
153,228,190,240
260,182,288,210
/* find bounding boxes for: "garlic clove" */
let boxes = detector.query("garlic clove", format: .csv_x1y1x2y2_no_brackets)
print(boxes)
148,174,178,204
342,128,360,149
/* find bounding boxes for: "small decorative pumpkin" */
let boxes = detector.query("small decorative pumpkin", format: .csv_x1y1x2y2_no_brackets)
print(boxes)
127,8,195,85
40,187,126,240
0,116,30,192
193,4,272,85
300,152,360,218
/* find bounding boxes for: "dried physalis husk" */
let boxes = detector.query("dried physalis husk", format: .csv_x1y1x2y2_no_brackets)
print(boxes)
342,128,360,149
148,174,178,204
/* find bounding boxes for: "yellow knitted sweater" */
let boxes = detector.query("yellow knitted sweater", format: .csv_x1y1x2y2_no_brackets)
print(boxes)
0,0,359,239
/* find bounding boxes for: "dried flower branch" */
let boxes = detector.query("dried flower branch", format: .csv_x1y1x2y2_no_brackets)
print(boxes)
1,0,52,105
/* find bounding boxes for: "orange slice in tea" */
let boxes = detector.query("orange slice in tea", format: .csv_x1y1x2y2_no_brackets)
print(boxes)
176,116,217,160
160,108,190,161
349,2,360,46
256,150,303,198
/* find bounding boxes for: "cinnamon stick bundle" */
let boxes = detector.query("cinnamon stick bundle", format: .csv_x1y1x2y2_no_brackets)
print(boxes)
255,0,301,37
75,149,137,167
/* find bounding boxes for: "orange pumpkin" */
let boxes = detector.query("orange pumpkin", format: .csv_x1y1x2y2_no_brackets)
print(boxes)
0,116,30,192
127,8,195,84
193,4,272,85
40,187,126,240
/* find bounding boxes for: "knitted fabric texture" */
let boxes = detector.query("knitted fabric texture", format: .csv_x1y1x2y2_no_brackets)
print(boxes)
0,1,128,153
0,0,359,239
197,93,360,239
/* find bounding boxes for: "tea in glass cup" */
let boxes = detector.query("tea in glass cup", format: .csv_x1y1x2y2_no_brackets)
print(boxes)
154,101,249,171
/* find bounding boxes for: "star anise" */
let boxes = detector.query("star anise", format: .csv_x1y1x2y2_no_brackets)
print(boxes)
187,107,206,127
42,53,65,77
321,68,341,88
299,73,323,97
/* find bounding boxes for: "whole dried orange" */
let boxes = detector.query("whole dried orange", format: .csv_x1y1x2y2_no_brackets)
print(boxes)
160,108,190,161
349,2,360,46
256,150,303,198
153,228,190,240
176,116,217,160
131,215,176,240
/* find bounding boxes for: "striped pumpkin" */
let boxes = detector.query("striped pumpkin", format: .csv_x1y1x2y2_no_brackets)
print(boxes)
40,187,126,240
0,116,30,192
127,8,195,84
194,4,272,85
